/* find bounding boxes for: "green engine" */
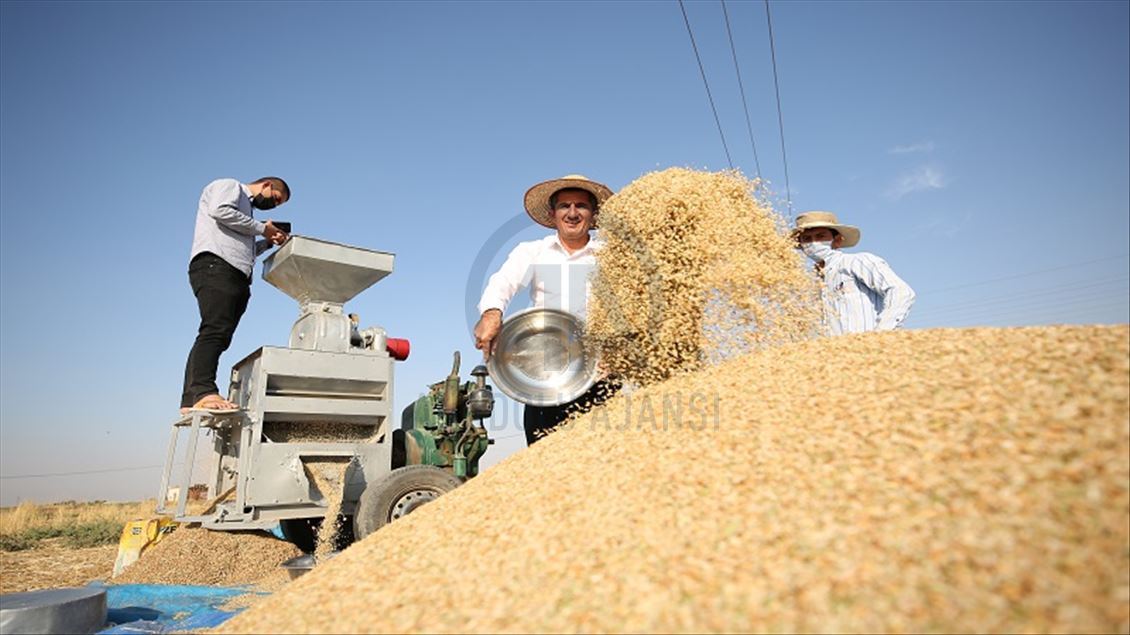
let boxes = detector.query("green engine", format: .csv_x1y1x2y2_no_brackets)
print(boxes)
398,352,493,478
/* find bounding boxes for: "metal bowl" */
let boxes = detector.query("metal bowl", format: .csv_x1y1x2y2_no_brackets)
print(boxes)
281,552,340,580
487,308,598,407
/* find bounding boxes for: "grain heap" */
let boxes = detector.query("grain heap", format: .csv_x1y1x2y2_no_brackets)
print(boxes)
587,168,820,385
221,325,1130,633
113,526,300,586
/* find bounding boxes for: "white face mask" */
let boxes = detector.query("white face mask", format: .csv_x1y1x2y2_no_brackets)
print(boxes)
801,240,835,262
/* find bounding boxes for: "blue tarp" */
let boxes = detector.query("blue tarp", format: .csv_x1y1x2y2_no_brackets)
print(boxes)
91,583,265,634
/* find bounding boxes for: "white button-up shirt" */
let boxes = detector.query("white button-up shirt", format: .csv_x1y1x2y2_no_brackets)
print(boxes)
477,234,600,320
819,250,916,335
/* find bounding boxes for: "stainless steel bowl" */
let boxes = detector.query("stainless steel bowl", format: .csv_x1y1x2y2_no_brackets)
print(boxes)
487,308,598,406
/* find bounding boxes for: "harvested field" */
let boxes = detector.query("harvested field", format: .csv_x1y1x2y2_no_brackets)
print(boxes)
221,325,1130,633
0,540,117,593
113,526,300,587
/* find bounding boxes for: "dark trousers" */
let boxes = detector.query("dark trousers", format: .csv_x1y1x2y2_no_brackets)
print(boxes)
523,379,620,446
180,252,251,408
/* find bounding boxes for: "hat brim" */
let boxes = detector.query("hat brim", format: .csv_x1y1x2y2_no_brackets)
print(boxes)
791,223,861,248
524,177,614,228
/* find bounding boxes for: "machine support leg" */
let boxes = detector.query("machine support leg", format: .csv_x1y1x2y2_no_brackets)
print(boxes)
176,413,204,519
156,424,180,516
234,417,252,512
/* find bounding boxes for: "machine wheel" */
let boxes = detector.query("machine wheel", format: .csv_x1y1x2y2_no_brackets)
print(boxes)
353,465,463,540
400,402,416,431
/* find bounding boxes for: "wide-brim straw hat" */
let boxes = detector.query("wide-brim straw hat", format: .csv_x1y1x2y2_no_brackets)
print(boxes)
524,174,614,229
792,211,861,248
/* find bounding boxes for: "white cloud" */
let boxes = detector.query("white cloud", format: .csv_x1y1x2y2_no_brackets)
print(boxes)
888,141,935,155
912,211,971,238
885,165,946,200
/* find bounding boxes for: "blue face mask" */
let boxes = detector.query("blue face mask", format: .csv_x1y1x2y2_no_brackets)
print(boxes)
801,240,834,262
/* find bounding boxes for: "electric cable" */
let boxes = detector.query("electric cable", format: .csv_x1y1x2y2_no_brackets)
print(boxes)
678,0,735,169
1,464,164,480
920,254,1130,295
721,0,762,178
764,0,793,215
918,275,1129,316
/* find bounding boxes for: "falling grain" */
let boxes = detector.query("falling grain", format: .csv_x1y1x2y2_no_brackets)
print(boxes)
588,168,820,386
304,459,349,562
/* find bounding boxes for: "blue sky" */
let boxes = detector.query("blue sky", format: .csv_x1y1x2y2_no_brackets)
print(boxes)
1,0,1127,505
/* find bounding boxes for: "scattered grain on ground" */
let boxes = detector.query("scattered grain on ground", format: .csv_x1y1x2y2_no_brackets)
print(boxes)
220,325,1130,634
0,540,117,593
113,526,300,587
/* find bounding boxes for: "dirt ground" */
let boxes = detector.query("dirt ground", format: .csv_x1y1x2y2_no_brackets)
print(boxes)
0,538,117,594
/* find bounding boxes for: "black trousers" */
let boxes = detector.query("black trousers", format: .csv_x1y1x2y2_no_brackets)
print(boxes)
523,379,620,446
180,252,251,408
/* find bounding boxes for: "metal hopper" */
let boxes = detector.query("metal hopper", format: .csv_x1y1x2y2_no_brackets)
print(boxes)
263,236,395,306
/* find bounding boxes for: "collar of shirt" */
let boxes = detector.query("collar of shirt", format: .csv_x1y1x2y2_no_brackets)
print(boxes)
547,232,600,258
239,183,253,205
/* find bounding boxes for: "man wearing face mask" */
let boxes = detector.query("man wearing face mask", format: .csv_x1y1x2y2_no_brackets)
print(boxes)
793,211,915,336
180,177,291,414
473,174,619,445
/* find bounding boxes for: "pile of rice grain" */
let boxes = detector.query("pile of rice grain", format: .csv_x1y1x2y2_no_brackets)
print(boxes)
113,526,300,587
220,325,1130,634
587,168,820,386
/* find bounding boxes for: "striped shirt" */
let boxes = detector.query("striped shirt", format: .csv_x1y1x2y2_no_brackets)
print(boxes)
189,178,271,277
818,250,916,335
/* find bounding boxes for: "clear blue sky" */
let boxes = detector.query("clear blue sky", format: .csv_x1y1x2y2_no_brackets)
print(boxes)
1,1,1127,505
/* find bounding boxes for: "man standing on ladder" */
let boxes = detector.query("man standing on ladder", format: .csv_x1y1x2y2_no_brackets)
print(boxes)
180,177,291,414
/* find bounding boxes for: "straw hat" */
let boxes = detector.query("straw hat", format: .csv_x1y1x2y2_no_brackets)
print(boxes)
792,211,861,248
524,174,614,228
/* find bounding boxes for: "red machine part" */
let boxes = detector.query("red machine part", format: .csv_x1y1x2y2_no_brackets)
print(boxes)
386,337,410,361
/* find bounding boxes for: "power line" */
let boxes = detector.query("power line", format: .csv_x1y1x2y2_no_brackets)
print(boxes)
920,254,1130,296
721,0,762,178
919,275,1130,315
678,0,734,170
1,464,164,480
916,295,1129,325
915,279,1130,317
764,0,793,216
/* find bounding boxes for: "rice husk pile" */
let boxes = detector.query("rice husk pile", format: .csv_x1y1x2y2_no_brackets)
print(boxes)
113,526,300,586
587,168,820,386
220,325,1130,633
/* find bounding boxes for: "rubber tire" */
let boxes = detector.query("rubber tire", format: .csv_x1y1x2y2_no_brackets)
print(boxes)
353,465,463,540
400,402,416,431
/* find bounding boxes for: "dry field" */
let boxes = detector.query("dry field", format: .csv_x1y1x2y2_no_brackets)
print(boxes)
0,499,156,593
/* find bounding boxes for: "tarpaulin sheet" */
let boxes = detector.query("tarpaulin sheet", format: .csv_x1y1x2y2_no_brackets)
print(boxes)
92,583,263,634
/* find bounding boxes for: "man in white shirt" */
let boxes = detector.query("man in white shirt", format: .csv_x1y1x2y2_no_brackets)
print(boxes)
473,174,617,445
794,211,915,335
